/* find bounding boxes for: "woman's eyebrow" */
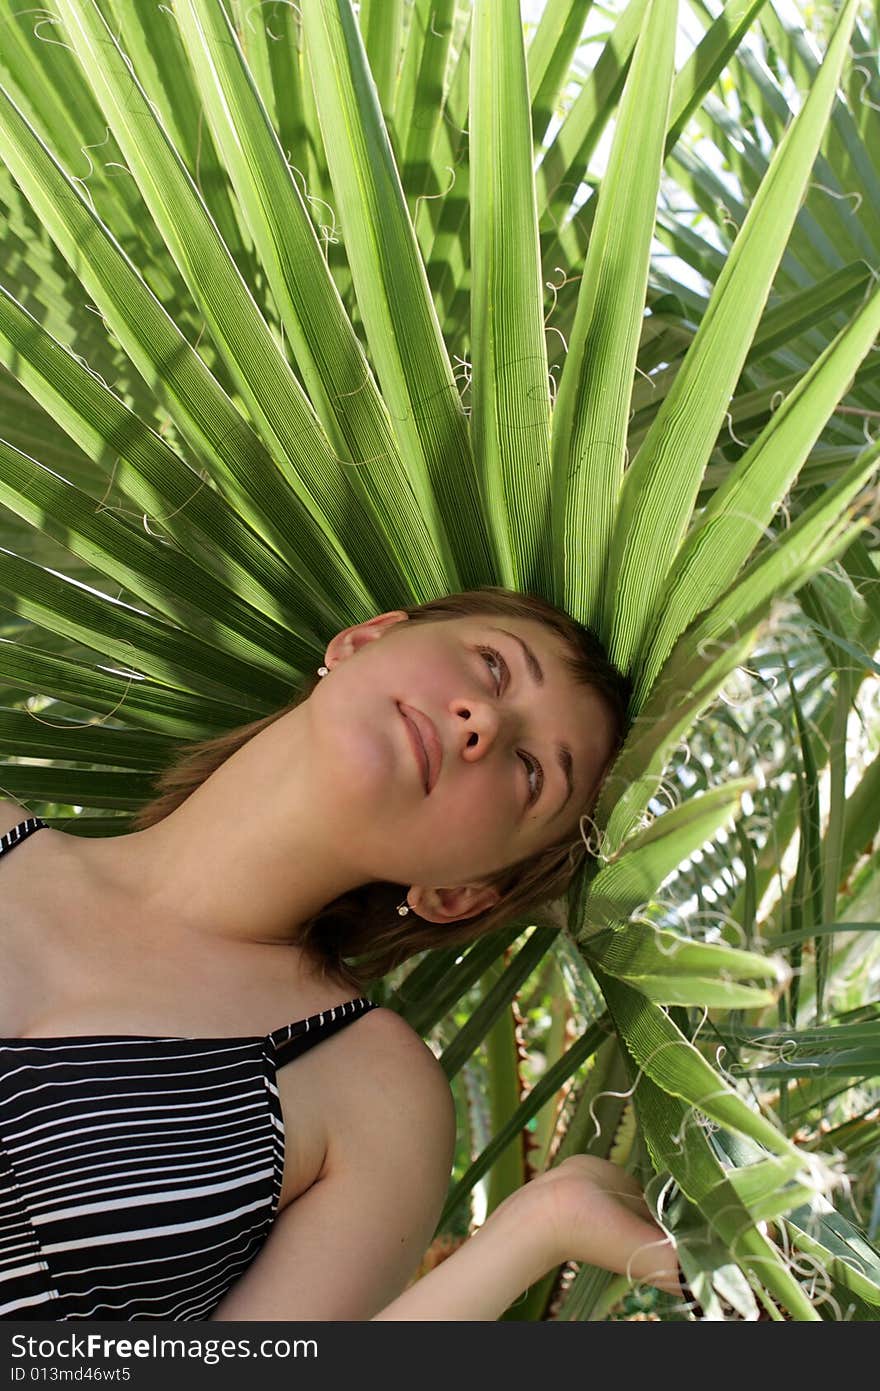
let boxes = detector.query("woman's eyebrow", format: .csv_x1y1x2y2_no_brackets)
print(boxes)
487,626,544,685
549,745,575,820
487,626,575,817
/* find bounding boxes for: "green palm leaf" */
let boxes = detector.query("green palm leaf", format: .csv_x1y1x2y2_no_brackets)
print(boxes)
2,0,878,1320
604,0,861,669
303,0,493,586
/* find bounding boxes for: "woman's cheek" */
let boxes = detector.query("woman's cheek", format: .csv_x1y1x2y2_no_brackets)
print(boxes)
453,803,510,865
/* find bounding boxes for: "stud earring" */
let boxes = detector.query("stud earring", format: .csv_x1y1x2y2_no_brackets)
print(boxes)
317,665,329,677
396,899,411,917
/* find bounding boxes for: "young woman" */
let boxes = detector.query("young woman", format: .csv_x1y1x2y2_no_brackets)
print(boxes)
0,588,682,1320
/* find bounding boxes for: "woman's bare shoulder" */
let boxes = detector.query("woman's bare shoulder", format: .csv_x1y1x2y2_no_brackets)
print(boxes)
329,1004,455,1144
211,1011,456,1321
0,799,31,836
352,1004,451,1087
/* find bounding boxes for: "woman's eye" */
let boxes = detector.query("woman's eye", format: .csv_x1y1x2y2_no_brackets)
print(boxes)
478,642,539,801
519,752,543,805
480,647,506,691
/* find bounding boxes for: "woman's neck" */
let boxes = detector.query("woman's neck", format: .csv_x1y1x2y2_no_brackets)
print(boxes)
60,704,371,951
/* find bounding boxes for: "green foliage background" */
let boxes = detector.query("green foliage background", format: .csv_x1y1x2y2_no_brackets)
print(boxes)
1,0,879,1319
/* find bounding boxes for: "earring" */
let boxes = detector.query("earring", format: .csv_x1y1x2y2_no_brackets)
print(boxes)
317,665,329,677
396,899,411,917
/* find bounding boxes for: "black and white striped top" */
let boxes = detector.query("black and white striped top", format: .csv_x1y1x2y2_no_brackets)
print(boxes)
0,817,378,1320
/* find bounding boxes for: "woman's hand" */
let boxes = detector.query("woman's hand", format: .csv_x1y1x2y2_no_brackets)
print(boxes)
372,1156,681,1321
517,1155,682,1294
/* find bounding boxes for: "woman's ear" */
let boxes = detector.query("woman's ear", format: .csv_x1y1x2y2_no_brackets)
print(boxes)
407,882,502,924
323,610,408,669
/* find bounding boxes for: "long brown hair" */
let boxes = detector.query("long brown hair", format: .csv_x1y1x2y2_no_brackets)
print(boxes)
128,588,631,988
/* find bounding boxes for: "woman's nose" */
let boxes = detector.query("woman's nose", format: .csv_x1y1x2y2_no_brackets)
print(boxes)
451,696,500,758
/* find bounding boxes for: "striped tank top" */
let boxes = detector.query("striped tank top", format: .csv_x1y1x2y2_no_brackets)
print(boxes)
0,817,379,1321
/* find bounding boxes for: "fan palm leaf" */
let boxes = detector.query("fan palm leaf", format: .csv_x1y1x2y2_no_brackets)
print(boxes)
1,0,879,1319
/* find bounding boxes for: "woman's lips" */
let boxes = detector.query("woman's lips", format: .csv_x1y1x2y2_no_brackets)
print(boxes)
398,702,442,794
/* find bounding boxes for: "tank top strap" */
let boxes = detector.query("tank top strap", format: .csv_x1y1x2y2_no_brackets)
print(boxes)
0,817,48,859
269,995,379,1068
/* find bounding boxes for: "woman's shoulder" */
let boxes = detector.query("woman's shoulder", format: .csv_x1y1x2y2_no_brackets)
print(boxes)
333,1003,455,1135
355,1003,451,1084
306,962,448,1083
0,798,32,836
319,1013,456,1193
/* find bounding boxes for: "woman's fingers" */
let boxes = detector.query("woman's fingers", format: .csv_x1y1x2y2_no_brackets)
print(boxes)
533,1156,685,1294
551,1175,680,1291
553,1156,657,1217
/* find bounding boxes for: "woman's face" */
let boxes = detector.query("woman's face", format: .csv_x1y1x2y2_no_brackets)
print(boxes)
306,611,619,919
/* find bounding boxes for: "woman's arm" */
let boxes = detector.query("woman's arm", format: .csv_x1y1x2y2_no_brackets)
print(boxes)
371,1185,553,1320
211,1016,677,1321
374,1156,680,1321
